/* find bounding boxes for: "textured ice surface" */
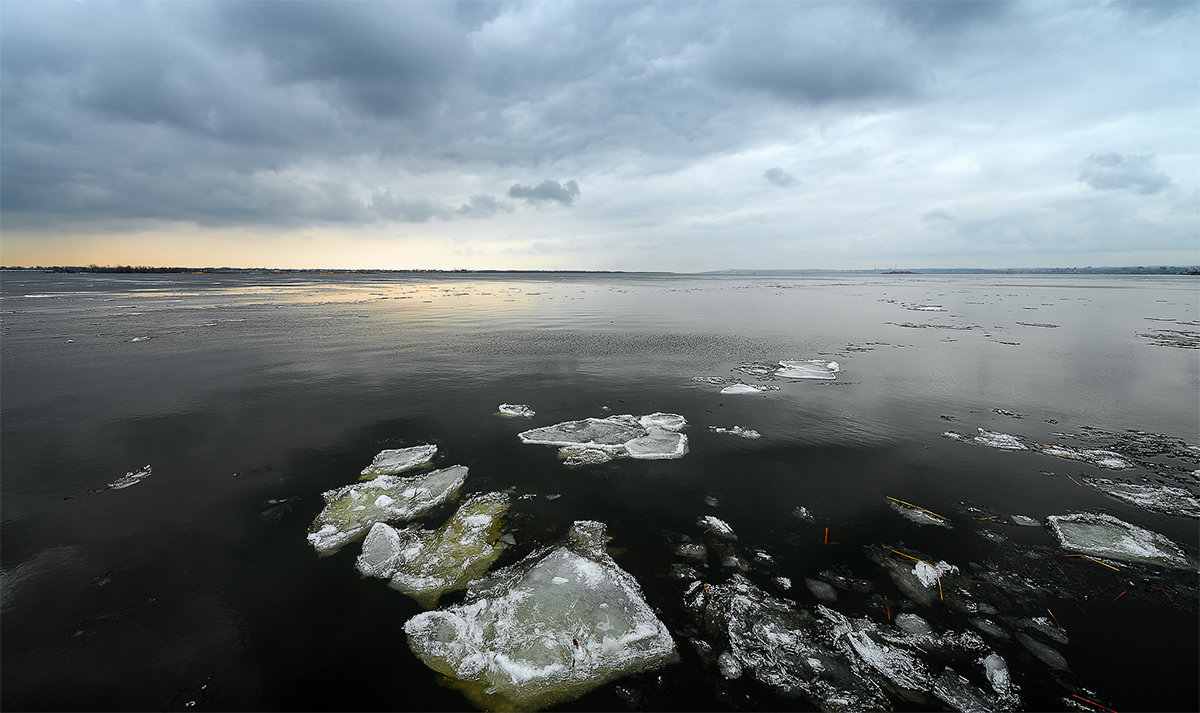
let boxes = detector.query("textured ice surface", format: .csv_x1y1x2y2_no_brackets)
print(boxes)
1010,515,1041,527
307,465,468,554
932,667,999,713
519,414,688,463
698,515,737,540
403,522,679,711
709,425,762,439
1038,445,1132,469
720,384,770,394
356,492,510,608
942,429,1028,450
497,403,536,418
776,360,840,380
888,499,952,528
358,445,437,480
108,464,152,490
1046,512,1191,568
1084,478,1200,518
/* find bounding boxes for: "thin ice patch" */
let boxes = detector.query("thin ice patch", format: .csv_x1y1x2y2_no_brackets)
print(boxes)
776,360,840,380
519,414,688,464
708,425,762,439
1046,512,1192,569
720,384,771,394
942,429,1028,451
1084,477,1200,518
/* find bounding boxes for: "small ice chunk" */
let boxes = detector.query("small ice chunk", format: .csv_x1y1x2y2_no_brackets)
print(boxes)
1009,514,1040,527
558,446,614,467
776,359,840,380
637,412,687,432
708,425,762,439
774,576,792,590
1046,512,1191,568
107,464,152,490
720,384,769,394
913,560,958,587
888,499,952,528
981,653,1018,702
498,403,536,418
894,613,932,636
804,577,838,603
403,523,679,711
359,445,437,480
790,506,814,522
307,465,468,554
1036,444,1132,469
943,428,1028,450
717,651,743,679
1084,478,1200,518
698,515,736,540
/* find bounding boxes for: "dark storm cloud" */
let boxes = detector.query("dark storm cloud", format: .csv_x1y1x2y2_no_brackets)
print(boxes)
507,180,581,206
764,168,796,187
1078,153,1171,195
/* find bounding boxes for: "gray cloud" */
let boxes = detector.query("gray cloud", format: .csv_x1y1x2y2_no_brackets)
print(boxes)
764,167,796,187
508,180,581,206
1078,153,1171,195
455,194,513,219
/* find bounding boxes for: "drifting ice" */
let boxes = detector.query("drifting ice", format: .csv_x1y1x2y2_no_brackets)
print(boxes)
108,465,152,490
942,429,1028,450
498,404,536,418
519,413,688,464
1046,512,1192,568
709,425,762,439
776,360,840,380
356,492,510,608
359,445,437,480
1084,477,1200,518
720,384,771,394
307,465,468,554
403,521,679,711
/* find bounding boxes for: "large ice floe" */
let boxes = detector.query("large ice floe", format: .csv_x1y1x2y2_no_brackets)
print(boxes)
1083,477,1200,518
682,575,1015,711
307,465,468,554
358,445,437,480
356,492,511,608
1046,512,1192,569
403,520,679,711
518,413,688,465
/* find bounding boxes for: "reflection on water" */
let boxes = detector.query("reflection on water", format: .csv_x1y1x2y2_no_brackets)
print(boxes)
1,271,1197,711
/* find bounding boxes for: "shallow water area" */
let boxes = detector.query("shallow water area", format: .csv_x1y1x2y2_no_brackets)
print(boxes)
1,271,1197,712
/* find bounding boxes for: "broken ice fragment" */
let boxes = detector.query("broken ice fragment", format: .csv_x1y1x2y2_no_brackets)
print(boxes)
624,429,688,459
637,412,687,432
1083,477,1200,518
356,492,510,608
307,465,468,554
1037,445,1132,469
708,425,762,439
776,360,839,380
557,446,613,467
698,515,737,540
403,522,679,712
519,415,644,452
943,429,1029,450
359,445,437,480
888,499,952,528
497,403,535,418
108,464,152,490
720,384,770,394
804,578,838,603
1010,515,1040,527
520,413,688,464
1046,512,1192,568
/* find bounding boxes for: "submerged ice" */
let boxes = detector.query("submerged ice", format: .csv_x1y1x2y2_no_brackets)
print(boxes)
519,413,688,464
403,521,679,711
307,465,468,554
356,492,510,608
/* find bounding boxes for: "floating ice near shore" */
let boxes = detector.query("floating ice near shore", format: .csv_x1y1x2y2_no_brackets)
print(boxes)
1046,512,1192,568
708,425,762,439
356,492,510,608
776,360,840,380
403,521,679,711
108,464,152,490
497,403,535,418
359,445,437,480
307,465,468,554
1084,478,1200,518
519,414,688,464
942,429,1028,450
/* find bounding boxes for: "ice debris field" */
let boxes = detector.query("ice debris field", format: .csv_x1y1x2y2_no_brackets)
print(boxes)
297,390,1200,712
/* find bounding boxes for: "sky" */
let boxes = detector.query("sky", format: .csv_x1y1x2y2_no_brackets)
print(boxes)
1,0,1197,271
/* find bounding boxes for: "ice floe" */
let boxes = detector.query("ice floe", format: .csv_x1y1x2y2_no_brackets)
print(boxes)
942,429,1028,451
698,515,737,540
358,445,437,480
776,360,840,380
720,384,772,394
107,464,152,490
519,413,688,464
497,403,536,418
1037,445,1132,469
708,425,762,439
356,492,510,608
1046,512,1192,569
403,521,679,711
888,498,953,528
307,465,468,554
1083,477,1200,518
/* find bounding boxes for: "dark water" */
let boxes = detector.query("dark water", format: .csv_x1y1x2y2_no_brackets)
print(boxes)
2,271,1197,712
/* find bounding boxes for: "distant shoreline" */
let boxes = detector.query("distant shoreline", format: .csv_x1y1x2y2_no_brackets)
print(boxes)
0,265,1197,275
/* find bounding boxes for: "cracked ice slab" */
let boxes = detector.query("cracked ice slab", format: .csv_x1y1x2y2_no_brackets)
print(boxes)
356,491,511,608
307,465,468,554
359,445,437,480
519,414,688,463
1046,512,1192,569
403,521,679,712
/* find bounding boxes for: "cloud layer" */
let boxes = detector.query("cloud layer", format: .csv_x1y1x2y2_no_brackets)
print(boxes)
1,0,1196,269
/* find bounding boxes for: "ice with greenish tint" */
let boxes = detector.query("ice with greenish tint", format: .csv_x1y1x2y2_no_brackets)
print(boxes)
358,445,437,480
403,521,678,712
355,492,510,608
1046,512,1192,568
942,429,1028,450
1084,477,1200,518
776,360,840,380
307,465,468,554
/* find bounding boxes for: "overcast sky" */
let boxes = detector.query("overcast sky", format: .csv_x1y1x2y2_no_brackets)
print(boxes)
2,0,1197,270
